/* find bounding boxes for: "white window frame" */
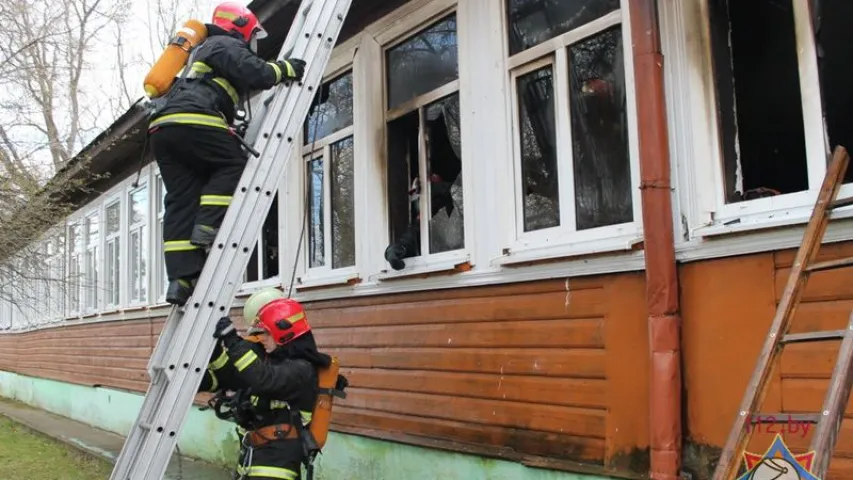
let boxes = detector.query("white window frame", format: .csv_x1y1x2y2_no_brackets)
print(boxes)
154,171,168,304
670,0,851,241
127,181,149,307
372,2,474,281
296,69,359,289
65,219,84,318
82,210,100,315
494,1,643,266
103,195,122,309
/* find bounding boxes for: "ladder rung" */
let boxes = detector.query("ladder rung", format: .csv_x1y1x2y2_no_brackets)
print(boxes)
806,257,853,273
749,413,820,424
782,330,847,344
830,196,853,210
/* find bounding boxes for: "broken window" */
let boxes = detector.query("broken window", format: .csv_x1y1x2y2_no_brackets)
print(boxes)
508,0,633,238
155,175,168,300
815,0,853,184
708,0,810,202
84,213,99,311
385,15,464,265
244,193,279,283
302,72,356,274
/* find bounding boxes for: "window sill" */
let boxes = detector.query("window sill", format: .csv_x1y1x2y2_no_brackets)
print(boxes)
236,276,282,296
373,251,471,281
692,188,853,239
492,232,644,267
295,271,361,291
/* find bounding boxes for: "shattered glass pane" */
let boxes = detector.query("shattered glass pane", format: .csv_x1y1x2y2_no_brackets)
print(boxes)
569,26,633,230
106,202,120,235
517,66,560,232
507,0,620,55
386,15,458,109
425,94,464,254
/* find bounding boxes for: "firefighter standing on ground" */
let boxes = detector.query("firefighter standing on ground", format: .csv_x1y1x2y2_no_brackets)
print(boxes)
149,2,306,306
199,287,342,480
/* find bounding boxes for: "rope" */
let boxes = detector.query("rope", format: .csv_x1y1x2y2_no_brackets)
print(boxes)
175,443,184,480
287,94,322,299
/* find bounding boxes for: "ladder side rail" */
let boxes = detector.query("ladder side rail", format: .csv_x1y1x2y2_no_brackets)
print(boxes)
811,311,853,477
713,147,850,480
109,1,352,478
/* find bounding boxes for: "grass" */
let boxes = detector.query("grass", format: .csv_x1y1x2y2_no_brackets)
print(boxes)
0,415,114,479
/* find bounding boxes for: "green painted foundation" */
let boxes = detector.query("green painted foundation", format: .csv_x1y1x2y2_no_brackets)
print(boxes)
0,370,610,479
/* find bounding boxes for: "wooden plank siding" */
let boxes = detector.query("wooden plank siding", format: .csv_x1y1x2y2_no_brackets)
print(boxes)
0,273,653,477
681,240,853,478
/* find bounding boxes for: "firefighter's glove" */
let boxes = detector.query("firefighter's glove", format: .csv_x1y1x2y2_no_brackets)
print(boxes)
277,58,306,82
213,316,238,340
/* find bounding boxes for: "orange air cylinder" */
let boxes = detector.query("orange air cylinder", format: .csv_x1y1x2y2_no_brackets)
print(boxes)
309,356,341,449
143,19,208,98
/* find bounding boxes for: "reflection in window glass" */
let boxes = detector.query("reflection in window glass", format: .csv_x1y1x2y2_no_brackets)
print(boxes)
129,186,148,303
304,72,354,144
386,15,458,109
156,178,167,298
307,158,324,268
85,215,99,310
517,66,560,232
105,202,120,306
425,94,464,254
506,0,620,55
569,26,632,230
330,137,356,269
68,224,82,313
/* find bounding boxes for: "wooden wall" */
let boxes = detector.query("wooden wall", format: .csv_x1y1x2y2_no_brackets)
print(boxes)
681,240,853,478
0,271,652,478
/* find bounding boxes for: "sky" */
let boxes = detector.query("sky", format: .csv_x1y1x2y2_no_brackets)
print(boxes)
1,0,252,178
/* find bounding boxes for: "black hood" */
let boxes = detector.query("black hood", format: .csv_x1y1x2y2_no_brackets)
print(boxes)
270,331,331,368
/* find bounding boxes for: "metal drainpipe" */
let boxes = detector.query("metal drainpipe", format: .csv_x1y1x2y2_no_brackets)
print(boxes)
629,0,683,478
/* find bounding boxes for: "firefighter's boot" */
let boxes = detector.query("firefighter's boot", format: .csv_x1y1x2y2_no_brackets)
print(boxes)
166,277,198,306
190,224,219,248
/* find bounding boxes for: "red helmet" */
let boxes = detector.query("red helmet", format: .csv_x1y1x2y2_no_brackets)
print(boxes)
211,2,267,42
256,298,311,345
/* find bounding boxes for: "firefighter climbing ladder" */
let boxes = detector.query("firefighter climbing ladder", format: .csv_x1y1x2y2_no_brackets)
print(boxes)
109,0,353,478
713,146,853,480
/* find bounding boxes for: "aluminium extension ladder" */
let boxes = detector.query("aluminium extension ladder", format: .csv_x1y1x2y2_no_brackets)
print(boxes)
713,146,853,479
109,0,353,478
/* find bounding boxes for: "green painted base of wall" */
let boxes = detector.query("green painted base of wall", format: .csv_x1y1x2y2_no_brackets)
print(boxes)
0,370,611,480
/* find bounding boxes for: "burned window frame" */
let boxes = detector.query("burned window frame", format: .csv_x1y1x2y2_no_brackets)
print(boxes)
502,1,643,261
298,69,358,283
682,0,842,237
380,10,469,273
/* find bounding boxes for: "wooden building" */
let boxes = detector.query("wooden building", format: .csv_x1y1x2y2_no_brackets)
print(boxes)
2,0,853,479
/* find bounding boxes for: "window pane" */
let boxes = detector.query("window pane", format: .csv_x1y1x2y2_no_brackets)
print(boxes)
307,158,325,268
130,187,148,225
106,240,119,306
330,137,355,269
130,227,147,303
425,94,464,254
517,66,560,232
86,216,99,309
386,15,458,109
106,202,120,235
304,72,354,144
569,26,633,230
506,0,620,55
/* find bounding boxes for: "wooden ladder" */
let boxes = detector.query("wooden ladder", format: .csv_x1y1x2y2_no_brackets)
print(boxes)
713,146,853,480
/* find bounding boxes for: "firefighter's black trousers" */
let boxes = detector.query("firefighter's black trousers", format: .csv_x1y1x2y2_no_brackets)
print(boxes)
235,437,303,480
150,124,247,281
